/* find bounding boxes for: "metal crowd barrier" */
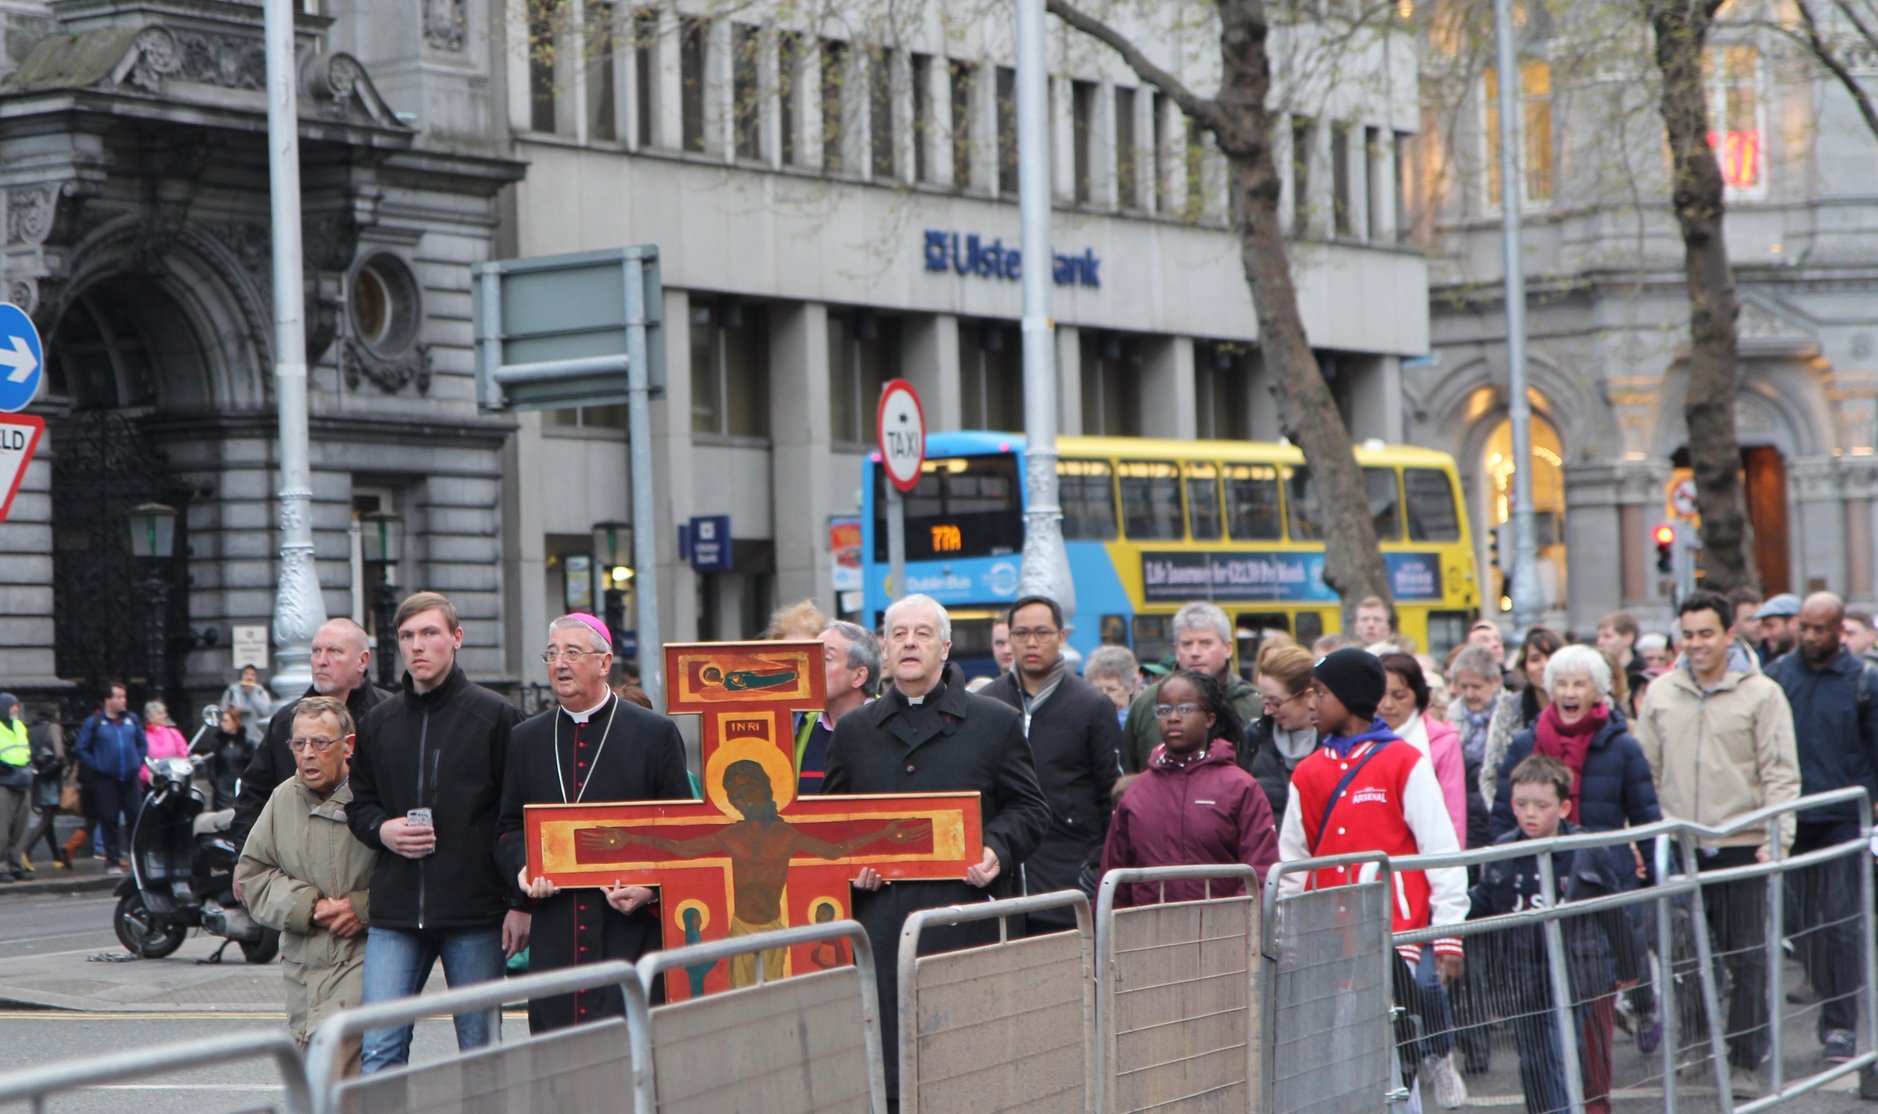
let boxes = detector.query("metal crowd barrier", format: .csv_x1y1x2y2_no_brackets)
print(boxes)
1262,851,1397,1114
303,959,651,1114
635,918,883,1114
0,1030,310,1114
896,890,1095,1114
1379,788,1876,1114
1095,864,1261,1114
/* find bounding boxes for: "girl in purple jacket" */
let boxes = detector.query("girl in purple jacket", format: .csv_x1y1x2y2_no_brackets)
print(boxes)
1100,670,1280,906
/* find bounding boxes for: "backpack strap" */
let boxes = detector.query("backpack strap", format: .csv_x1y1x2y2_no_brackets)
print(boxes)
1314,738,1394,850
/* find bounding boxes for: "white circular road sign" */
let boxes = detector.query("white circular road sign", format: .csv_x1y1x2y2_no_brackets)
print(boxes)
876,379,927,493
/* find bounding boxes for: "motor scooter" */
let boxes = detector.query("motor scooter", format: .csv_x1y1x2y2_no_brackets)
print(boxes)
112,704,280,964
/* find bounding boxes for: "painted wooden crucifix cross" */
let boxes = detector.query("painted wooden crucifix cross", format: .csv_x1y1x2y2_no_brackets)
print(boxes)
524,640,982,1001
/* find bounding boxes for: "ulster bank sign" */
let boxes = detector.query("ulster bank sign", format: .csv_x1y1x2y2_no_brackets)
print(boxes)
922,230,1101,288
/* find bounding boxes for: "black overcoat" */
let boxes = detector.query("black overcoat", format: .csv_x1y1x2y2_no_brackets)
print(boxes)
822,674,1053,1097
981,669,1121,925
495,695,691,1032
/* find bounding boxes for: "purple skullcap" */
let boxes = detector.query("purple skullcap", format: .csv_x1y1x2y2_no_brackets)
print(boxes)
561,612,613,647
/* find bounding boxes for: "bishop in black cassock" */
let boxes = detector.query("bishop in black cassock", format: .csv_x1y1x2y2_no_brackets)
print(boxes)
496,615,690,1033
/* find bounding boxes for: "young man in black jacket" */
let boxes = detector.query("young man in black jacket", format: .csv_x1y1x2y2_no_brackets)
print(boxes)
346,591,524,1075
982,594,1122,930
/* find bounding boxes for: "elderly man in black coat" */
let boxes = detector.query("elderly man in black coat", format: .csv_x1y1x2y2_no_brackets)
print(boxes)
501,613,691,1032
825,593,1053,1102
982,593,1122,932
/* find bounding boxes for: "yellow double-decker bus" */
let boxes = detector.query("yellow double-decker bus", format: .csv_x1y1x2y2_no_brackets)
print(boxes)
861,432,1480,672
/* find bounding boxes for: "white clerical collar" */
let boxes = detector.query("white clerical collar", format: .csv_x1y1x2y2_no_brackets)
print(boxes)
563,693,612,724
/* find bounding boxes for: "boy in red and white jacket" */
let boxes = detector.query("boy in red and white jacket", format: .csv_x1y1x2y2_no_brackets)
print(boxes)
1277,648,1471,1105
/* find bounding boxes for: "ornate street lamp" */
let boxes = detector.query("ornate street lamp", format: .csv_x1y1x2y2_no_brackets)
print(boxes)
360,510,403,687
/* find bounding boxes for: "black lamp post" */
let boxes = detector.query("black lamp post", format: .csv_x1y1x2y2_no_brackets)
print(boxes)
361,510,404,688
592,520,634,658
128,503,178,703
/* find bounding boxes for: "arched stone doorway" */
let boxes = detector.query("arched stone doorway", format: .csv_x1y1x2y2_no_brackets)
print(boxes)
1477,414,1568,617
47,277,206,713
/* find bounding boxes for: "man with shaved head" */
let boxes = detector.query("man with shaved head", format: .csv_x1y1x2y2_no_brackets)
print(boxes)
233,617,391,848
1765,591,1878,1067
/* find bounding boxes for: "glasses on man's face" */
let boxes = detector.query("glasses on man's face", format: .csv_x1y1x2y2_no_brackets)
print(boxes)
540,648,596,664
1008,628,1060,644
288,736,343,754
1153,703,1205,719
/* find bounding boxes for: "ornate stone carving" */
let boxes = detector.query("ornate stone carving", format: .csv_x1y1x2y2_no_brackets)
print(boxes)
340,334,432,395
173,29,266,91
7,183,61,246
124,27,181,93
425,0,467,51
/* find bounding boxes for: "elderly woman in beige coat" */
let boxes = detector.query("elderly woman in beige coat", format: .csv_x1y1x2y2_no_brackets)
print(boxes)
235,695,375,1076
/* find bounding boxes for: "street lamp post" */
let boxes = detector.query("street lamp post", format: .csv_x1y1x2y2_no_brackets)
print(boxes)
129,503,178,705
593,521,636,666
1493,0,1543,634
263,0,327,699
360,511,403,689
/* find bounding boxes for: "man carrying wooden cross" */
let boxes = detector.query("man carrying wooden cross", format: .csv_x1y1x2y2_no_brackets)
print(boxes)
825,592,1053,1104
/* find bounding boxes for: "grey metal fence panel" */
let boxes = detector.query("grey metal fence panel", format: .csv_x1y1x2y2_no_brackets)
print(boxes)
303,959,651,1114
635,919,883,1114
1261,853,1395,1114
0,1031,309,1114
1096,865,1260,1114
332,1018,632,1114
897,891,1094,1114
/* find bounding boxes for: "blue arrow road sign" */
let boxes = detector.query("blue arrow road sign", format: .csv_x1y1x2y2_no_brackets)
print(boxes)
0,303,42,414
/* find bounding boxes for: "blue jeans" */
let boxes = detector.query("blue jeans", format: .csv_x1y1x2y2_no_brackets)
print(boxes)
358,924,505,1074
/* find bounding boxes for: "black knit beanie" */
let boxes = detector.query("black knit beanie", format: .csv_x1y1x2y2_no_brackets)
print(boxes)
1312,648,1385,722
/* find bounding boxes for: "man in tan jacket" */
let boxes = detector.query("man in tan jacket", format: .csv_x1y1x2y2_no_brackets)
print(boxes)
236,696,375,1076
1634,589,1800,1099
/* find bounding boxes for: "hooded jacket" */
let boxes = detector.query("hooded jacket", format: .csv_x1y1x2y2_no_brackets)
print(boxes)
1101,739,1277,906
1491,705,1660,841
345,665,522,930
1633,657,1800,852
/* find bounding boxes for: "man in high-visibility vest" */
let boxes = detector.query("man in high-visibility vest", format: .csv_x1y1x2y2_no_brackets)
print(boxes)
0,694,33,882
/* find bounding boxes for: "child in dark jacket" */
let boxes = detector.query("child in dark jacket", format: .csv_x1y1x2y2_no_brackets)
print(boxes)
1101,670,1278,906
1471,754,1641,1114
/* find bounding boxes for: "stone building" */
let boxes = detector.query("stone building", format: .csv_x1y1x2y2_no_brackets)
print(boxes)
1410,1,1878,634
0,0,522,714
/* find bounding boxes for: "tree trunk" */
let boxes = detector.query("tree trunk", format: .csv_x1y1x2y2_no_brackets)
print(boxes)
1644,0,1757,592
1214,0,1392,626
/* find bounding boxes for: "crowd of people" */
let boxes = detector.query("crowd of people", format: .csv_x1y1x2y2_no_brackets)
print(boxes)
2,581,1866,1110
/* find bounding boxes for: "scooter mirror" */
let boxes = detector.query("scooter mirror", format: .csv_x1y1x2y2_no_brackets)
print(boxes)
202,704,223,728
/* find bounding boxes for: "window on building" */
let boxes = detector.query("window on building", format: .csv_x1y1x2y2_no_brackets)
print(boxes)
911,53,932,183
1705,44,1763,196
959,319,1024,430
1365,125,1384,240
679,16,707,153
690,299,770,437
1115,86,1138,209
528,4,558,133
779,32,800,165
544,402,628,432
1072,79,1096,203
1195,341,1250,441
1184,117,1206,220
732,23,761,160
822,39,848,173
587,3,618,141
1057,459,1117,540
1291,116,1313,232
1079,332,1143,436
1395,128,1418,243
996,65,1017,195
1484,59,1554,207
1331,122,1353,235
1152,92,1169,213
870,48,895,180
829,311,900,444
950,60,975,189
633,8,658,148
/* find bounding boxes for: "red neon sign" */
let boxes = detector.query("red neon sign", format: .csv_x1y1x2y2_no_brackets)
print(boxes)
1705,129,1761,189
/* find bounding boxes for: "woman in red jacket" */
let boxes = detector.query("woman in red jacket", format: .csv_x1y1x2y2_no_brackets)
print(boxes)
1100,670,1278,906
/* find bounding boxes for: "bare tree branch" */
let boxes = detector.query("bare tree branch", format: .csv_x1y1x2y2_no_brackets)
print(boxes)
1795,0,1878,142
1831,0,1878,58
1044,0,1226,132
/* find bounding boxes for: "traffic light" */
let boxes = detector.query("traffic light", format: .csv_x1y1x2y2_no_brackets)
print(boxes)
1653,523,1676,575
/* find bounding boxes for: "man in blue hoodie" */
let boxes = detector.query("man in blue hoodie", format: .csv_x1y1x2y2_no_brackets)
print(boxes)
73,681,144,873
